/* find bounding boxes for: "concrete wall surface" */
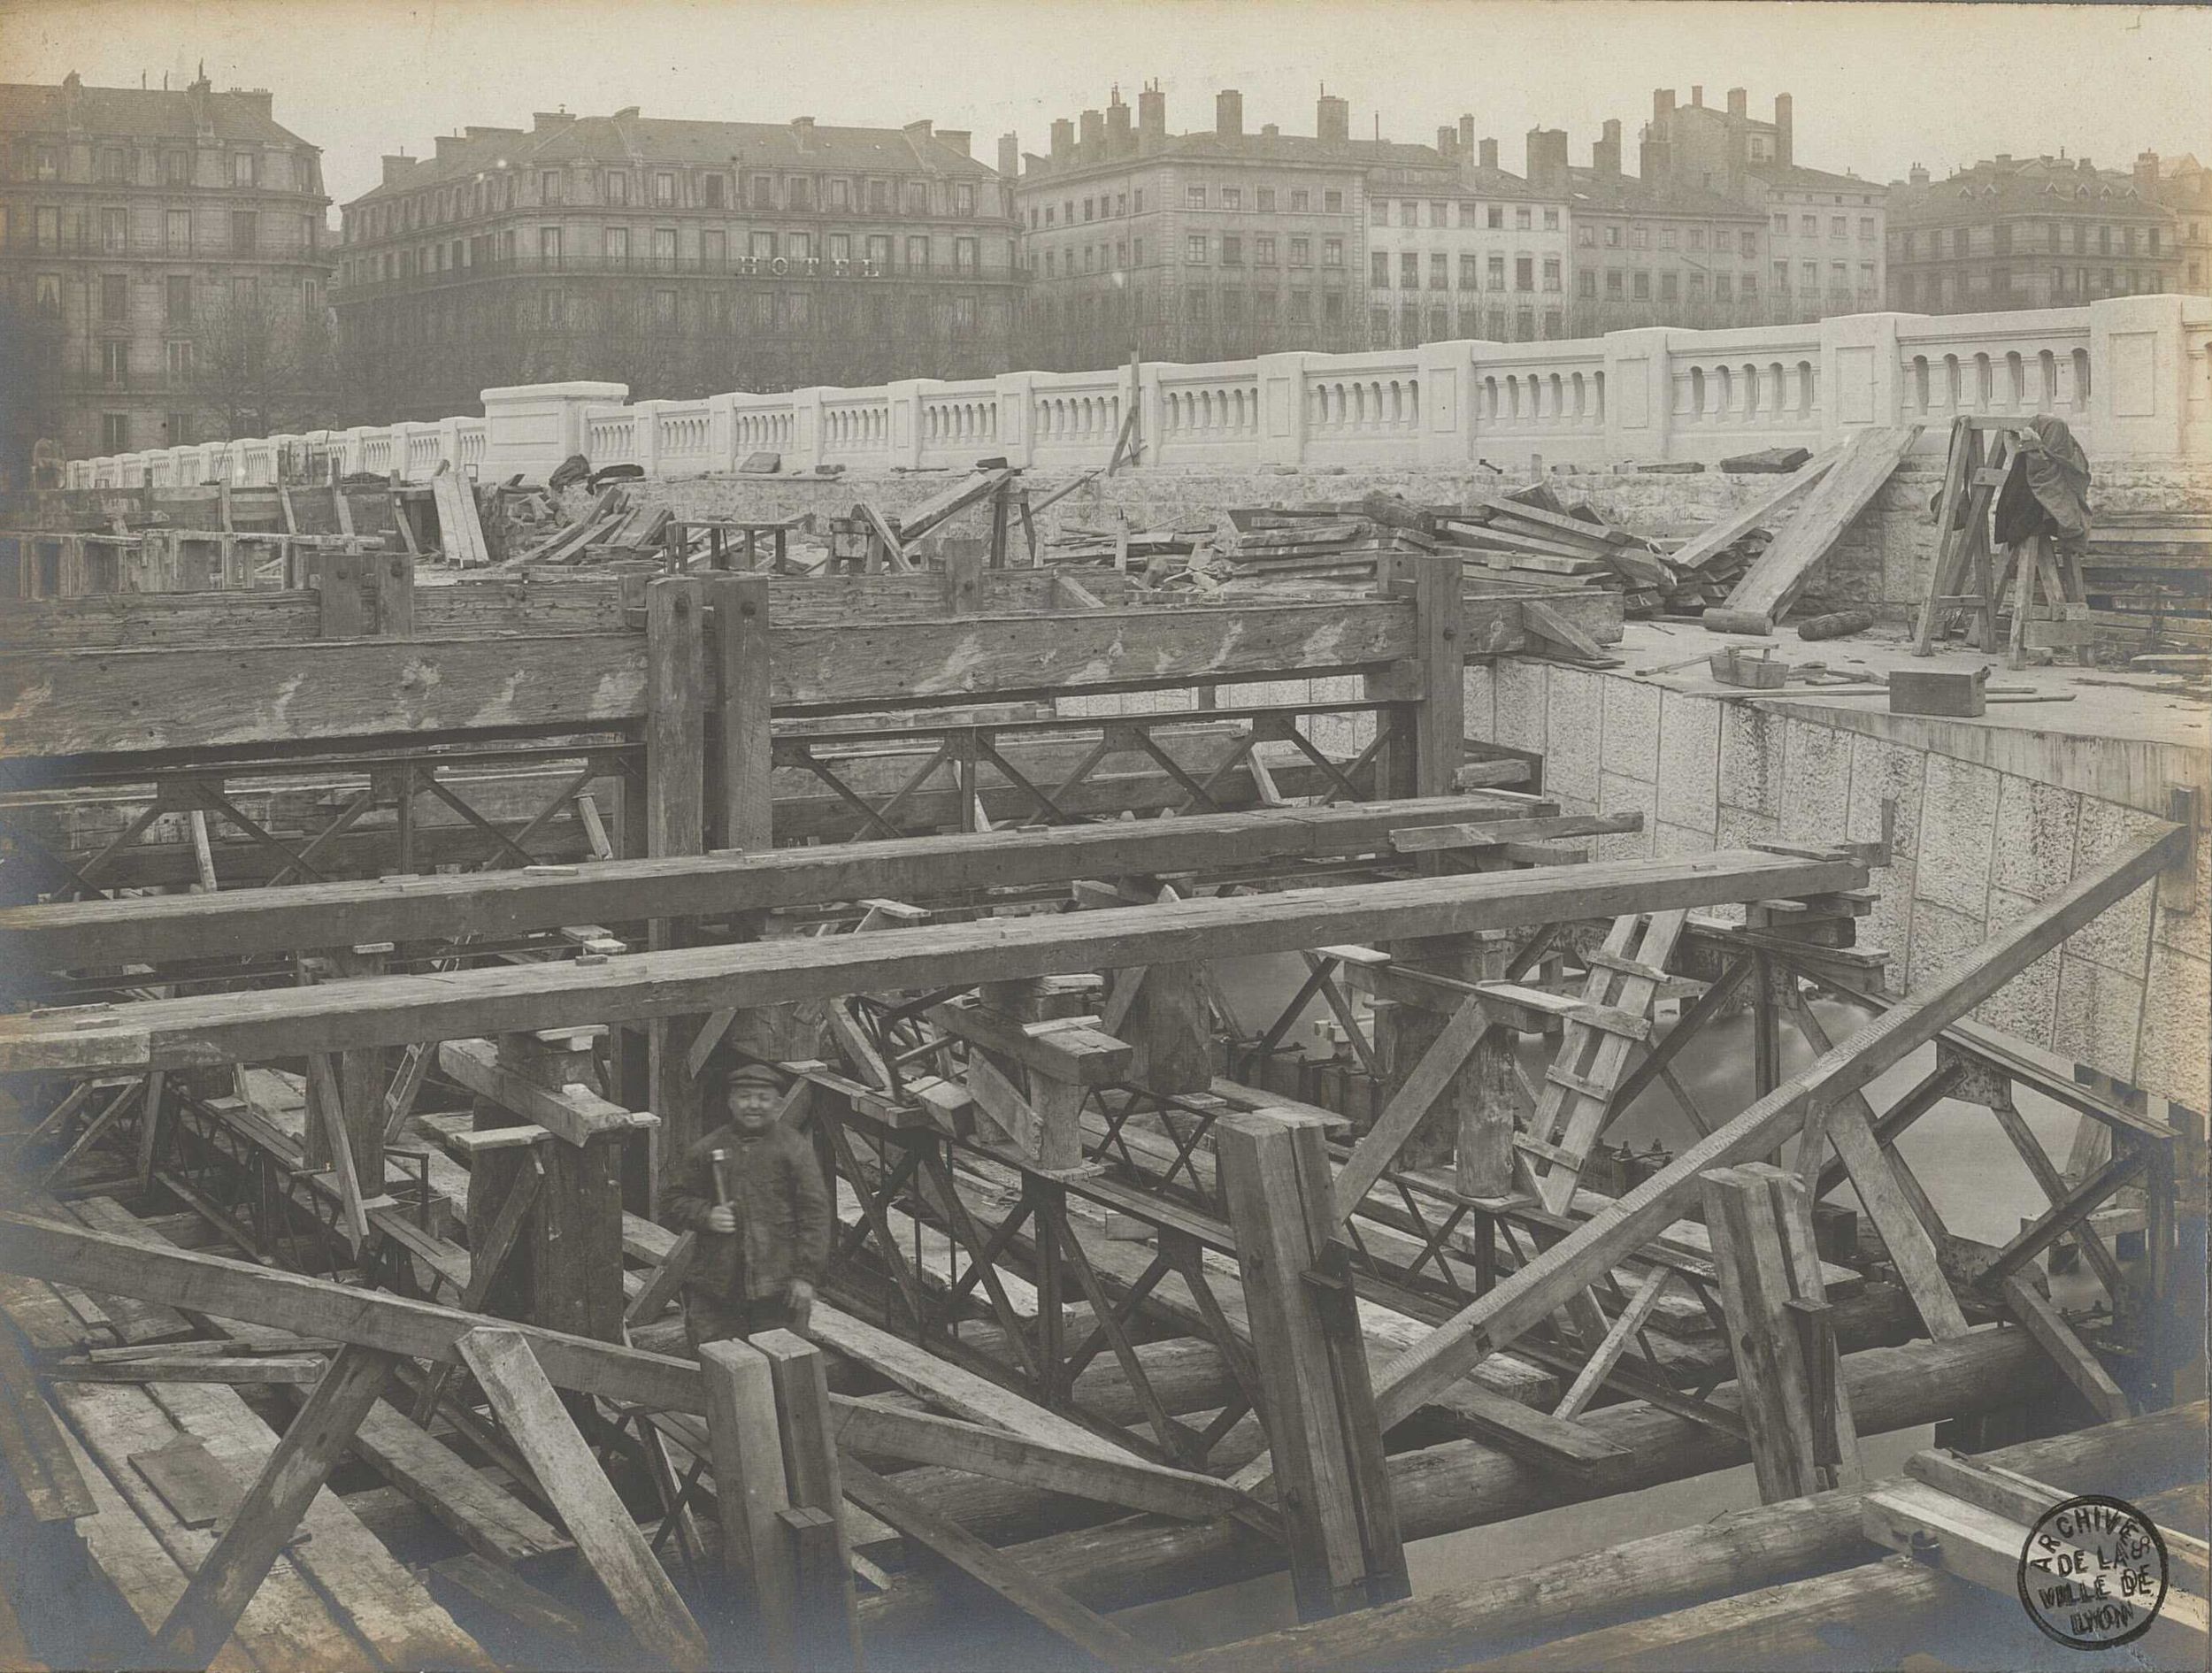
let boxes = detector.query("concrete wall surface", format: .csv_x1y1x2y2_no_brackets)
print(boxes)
68,294,2212,487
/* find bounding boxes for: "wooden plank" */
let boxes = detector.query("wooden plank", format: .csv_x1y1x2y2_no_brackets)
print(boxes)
131,1436,244,1529
1370,820,2184,1430
457,1326,708,1671
347,1397,572,1566
1332,991,1495,1224
1714,426,1922,629
436,1038,647,1145
0,850,1865,1073
753,1331,863,1671
1669,446,1843,571
1551,1266,1673,1421
0,1311,96,1520
430,1553,627,1659
61,1355,326,1385
708,570,775,852
839,1456,1159,1669
925,1000,1133,1086
1421,1378,1632,1480
150,1342,400,1665
1997,1273,2131,1424
624,1229,696,1326
1701,1167,1824,1502
1,795,1566,969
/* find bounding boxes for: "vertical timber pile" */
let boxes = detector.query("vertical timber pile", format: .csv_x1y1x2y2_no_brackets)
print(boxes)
648,575,709,1181
1217,1110,1409,1620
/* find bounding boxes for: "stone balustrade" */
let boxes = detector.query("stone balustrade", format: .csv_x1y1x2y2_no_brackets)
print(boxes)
65,295,2209,489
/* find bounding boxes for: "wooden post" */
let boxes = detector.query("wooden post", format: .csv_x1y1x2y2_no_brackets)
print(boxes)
1457,939,1520,1200
940,539,986,617
1217,1110,1405,1620
152,1343,400,1664
705,571,773,854
648,575,708,1167
1410,553,1464,799
754,1330,863,1671
1700,1163,1860,1503
700,1337,800,1669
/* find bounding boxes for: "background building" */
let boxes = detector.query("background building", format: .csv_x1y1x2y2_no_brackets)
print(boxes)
2142,150,2210,296
0,70,332,480
1564,120,1769,334
1886,151,2182,313
1013,86,1373,367
1363,120,1572,347
1636,86,1885,321
334,107,1021,422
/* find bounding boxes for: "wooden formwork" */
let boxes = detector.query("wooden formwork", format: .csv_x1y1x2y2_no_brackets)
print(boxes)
0,556,2200,1670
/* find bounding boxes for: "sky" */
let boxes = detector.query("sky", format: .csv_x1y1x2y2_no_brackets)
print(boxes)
3,0,2208,210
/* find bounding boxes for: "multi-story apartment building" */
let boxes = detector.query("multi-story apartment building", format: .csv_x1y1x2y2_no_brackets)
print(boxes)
0,71,332,479
2141,151,2210,296
1637,87,1886,321
1563,121,1769,334
1363,121,1573,347
334,107,1021,421
1012,86,1372,367
1886,152,2181,314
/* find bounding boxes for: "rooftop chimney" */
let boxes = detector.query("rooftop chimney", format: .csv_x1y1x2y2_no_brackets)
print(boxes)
998,132,1020,178
1640,126,1672,184
1438,125,1457,157
1691,84,1704,106
381,154,418,187
1994,152,2012,166
937,128,971,157
1909,162,1930,186
792,115,816,151
532,111,575,130
1107,89,1133,152
1459,113,1475,156
1773,92,1793,167
1050,117,1074,163
904,118,933,144
2135,150,2160,188
1216,88,1243,137
465,125,525,142
1727,86,1747,117
1317,91,1350,143
1479,136,1498,170
1526,127,1570,194
1594,117,1623,176
435,134,464,160
1139,81,1166,142
1079,108,1105,158
1262,123,1279,138
1654,87,1676,121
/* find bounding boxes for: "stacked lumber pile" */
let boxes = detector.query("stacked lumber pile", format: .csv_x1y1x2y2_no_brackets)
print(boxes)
2073,511,2212,656
1436,487,1678,617
501,486,672,568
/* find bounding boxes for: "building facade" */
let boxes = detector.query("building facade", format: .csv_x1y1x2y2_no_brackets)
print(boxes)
0,71,332,479
334,108,1021,422
2142,151,2210,296
1014,86,1379,367
1563,121,1770,334
1363,122,1573,347
1886,152,2182,314
1636,87,1886,322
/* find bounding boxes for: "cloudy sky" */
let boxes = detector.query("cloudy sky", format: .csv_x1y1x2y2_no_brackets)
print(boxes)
4,0,2208,208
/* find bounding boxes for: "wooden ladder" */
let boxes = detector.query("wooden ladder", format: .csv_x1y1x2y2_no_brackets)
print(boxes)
1517,909,1688,1216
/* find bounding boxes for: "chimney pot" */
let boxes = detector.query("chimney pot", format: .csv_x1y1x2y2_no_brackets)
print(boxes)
1438,125,1457,155
1773,92,1793,167
998,132,1020,177
1727,87,1747,117
1139,82,1167,139
1654,87,1676,120
1479,136,1498,170
1459,114,1476,154
1216,88,1243,137
1317,92,1350,143
1050,117,1074,163
1262,122,1279,138
1691,85,1703,106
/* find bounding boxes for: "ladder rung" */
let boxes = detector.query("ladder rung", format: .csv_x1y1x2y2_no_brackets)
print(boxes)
1513,1131,1584,1169
1566,1003,1654,1041
1582,949,1669,984
1544,1063,1615,1101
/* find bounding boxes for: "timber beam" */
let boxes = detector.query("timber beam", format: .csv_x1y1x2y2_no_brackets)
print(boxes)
0,849,1867,1073
0,795,1556,969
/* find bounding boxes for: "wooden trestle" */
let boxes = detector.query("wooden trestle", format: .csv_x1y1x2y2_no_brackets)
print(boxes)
0,546,2200,1670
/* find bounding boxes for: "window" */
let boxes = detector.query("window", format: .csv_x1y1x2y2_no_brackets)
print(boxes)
955,181,975,216
166,411,191,445
101,207,127,252
1688,226,1706,250
541,170,564,203
35,205,57,250
1289,290,1313,322
867,178,888,212
1487,204,1502,229
1221,187,1242,211
1801,259,1818,288
1542,257,1561,292
103,412,128,452
1460,203,1478,228
705,227,727,265
1460,253,1480,288
606,172,629,204
165,339,194,380
1256,234,1276,265
1632,270,1650,300
1859,215,1875,242
1221,234,1242,266
1257,188,1275,211
1187,186,1207,210
1486,254,1504,288
1373,198,1391,226
33,273,58,314
1660,271,1678,302
1604,224,1621,248
166,273,191,322
1515,256,1533,291
1688,270,1706,295
233,151,256,187
1187,234,1210,265
1605,269,1624,296
1801,213,1817,235
1830,259,1847,288
99,273,126,322
1577,270,1596,298
1632,227,1649,249
1859,260,1875,289
1133,236,1143,265
231,211,256,252
906,234,929,270
1324,190,1342,212
654,226,678,265
1187,290,1208,320
1324,290,1344,324
1577,224,1594,247
750,230,776,261
866,233,890,267
1516,205,1532,230
904,182,928,214
1133,188,1143,212
1398,251,1418,288
1774,260,1790,290
1544,207,1560,230
1716,273,1732,300
954,235,979,272
1323,237,1342,265
1288,236,1310,266
165,150,189,185
1371,250,1390,287
605,226,630,263
541,226,562,262
1290,188,1310,211
102,341,128,386
1741,273,1756,298
703,173,726,209
1773,211,1788,233
1831,215,1847,237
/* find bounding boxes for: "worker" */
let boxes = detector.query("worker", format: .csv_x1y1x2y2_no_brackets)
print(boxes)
665,1062,831,1347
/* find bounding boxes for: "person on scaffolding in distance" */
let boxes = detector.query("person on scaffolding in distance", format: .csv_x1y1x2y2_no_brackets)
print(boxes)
666,1059,830,1347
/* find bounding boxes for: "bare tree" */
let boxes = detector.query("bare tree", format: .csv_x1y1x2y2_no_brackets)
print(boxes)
186,288,339,440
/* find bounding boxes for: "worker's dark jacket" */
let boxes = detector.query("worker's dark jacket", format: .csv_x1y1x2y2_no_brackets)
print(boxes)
665,1123,832,1306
